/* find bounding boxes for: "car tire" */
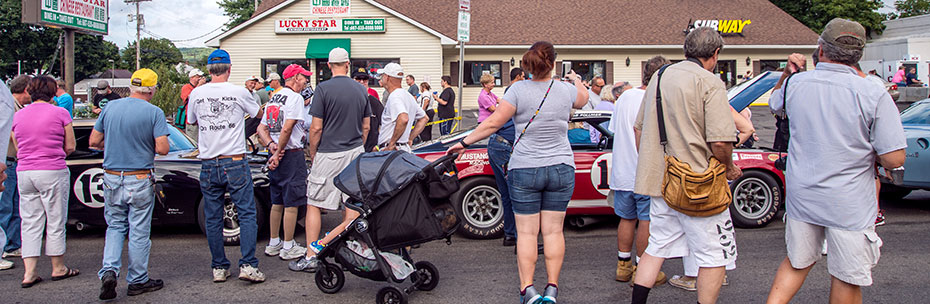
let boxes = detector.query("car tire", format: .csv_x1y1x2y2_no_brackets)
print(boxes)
452,177,505,239
729,171,782,228
198,194,268,246
879,184,912,200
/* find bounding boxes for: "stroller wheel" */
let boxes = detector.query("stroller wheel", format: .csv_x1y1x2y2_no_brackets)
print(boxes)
315,263,345,294
413,261,439,291
376,286,408,304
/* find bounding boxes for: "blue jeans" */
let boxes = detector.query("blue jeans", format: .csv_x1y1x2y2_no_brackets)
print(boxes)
200,158,258,269
439,120,453,135
98,172,155,284
0,160,20,253
487,134,516,238
507,164,575,214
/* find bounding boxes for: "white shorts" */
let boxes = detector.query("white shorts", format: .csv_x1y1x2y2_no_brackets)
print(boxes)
306,146,364,210
644,196,737,268
785,217,881,286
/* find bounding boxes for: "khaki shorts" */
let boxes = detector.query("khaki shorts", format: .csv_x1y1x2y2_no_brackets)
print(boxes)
306,146,364,210
785,217,881,286
644,196,738,268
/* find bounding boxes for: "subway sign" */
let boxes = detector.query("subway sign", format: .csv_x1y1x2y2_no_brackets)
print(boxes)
275,18,385,34
685,19,751,36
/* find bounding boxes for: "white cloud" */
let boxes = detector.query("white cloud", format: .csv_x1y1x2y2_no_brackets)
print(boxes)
104,0,230,48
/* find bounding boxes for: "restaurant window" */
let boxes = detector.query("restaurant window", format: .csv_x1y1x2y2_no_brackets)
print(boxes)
315,58,398,87
564,61,605,82
463,61,502,86
261,59,311,81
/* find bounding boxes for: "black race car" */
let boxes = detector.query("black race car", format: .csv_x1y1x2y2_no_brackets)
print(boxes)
66,119,272,245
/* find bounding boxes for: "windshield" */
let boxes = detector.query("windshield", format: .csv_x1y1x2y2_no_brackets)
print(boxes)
167,126,197,152
900,100,930,125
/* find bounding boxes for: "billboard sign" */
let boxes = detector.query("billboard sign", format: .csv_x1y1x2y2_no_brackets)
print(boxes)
276,18,385,34
22,0,109,35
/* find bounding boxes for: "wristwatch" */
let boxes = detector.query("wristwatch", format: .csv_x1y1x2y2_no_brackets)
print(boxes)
459,139,470,148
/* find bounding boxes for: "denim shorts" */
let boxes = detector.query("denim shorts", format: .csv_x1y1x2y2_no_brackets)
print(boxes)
269,150,308,207
613,190,651,220
507,164,574,214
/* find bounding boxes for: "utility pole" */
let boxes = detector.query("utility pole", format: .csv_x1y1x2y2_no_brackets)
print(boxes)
126,0,151,70
64,29,75,95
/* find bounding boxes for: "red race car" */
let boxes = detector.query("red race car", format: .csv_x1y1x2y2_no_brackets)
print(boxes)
415,72,787,238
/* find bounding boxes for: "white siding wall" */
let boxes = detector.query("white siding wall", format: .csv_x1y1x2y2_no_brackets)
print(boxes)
219,0,443,90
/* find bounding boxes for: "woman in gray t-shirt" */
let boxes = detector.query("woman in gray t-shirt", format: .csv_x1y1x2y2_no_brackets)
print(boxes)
447,41,587,304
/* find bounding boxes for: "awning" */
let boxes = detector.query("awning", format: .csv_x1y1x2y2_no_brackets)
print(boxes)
306,38,351,59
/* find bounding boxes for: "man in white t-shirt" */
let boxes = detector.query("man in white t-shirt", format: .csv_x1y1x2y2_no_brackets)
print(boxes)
608,56,669,286
186,49,265,283
257,64,310,262
378,63,428,152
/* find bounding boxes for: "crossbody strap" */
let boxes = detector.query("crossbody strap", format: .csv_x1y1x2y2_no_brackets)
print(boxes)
655,64,672,146
511,80,555,153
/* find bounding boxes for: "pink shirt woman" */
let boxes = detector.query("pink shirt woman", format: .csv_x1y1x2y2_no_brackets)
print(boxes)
477,74,499,122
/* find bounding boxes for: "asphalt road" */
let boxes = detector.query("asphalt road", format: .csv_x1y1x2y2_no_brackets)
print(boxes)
2,188,929,303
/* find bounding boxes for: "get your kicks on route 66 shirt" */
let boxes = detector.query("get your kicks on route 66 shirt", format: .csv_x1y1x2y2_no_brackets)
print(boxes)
186,82,259,159
261,87,306,150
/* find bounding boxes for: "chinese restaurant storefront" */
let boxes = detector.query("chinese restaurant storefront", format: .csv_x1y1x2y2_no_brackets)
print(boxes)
207,0,819,109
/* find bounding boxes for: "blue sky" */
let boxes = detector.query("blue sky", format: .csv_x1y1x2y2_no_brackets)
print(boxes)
102,0,901,49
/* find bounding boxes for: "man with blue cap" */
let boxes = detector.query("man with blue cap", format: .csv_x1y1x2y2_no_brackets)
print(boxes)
186,49,265,283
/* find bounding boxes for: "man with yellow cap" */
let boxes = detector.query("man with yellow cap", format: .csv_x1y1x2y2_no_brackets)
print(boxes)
89,68,171,300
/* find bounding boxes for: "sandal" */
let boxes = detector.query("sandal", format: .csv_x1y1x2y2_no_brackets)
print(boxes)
21,276,43,288
51,268,80,281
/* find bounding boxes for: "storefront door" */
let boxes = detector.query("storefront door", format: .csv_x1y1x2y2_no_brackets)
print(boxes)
715,60,737,88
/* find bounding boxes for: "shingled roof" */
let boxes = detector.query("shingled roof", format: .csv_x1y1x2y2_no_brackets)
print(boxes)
251,0,819,46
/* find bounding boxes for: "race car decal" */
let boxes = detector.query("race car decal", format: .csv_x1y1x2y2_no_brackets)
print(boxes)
590,153,612,196
767,154,779,161
73,167,106,208
732,153,739,161
458,151,489,166
740,153,763,160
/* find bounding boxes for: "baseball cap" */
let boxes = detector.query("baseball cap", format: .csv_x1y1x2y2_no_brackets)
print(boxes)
328,47,349,63
352,67,370,80
379,63,404,79
188,68,204,78
96,80,110,92
283,64,312,80
820,18,866,50
207,49,232,64
130,68,158,87
246,75,264,83
267,73,282,81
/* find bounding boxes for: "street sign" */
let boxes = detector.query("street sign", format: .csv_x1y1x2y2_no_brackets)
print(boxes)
457,11,470,42
21,0,109,35
459,0,470,11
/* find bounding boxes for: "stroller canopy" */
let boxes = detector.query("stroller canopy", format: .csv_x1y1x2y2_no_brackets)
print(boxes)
334,151,431,209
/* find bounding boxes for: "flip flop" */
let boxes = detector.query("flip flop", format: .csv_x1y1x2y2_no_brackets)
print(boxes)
51,268,80,281
21,276,43,288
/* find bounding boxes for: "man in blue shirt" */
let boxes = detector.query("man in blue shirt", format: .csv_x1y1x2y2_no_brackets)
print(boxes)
53,79,74,117
89,68,170,300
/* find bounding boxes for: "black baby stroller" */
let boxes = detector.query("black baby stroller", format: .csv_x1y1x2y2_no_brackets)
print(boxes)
313,151,460,304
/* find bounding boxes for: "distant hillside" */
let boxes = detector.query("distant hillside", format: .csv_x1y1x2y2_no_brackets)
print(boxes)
179,47,214,64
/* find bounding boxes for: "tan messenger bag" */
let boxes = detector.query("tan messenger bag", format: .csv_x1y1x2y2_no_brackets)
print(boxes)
653,64,731,217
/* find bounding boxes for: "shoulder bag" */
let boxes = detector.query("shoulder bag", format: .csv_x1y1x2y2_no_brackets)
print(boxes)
655,65,731,217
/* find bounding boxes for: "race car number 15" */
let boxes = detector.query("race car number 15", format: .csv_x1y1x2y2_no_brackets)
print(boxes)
590,153,612,196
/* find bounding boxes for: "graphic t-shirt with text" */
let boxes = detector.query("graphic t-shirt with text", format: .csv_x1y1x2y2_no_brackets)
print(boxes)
261,88,306,150
186,82,260,159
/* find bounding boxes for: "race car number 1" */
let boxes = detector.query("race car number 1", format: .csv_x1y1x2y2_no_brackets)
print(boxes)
590,153,612,196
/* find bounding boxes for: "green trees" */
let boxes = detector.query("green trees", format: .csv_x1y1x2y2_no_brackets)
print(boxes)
891,0,930,19
120,38,184,70
769,0,887,36
218,0,257,29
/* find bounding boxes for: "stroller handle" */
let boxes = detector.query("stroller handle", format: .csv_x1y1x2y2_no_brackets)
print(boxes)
427,153,459,170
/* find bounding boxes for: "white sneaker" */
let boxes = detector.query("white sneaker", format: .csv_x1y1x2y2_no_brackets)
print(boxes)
279,244,307,260
212,268,230,283
2,249,21,258
265,242,283,256
0,258,13,270
238,265,265,283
